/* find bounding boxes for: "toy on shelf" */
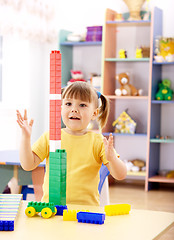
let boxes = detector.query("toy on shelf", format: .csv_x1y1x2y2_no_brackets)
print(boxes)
105,204,131,216
115,72,143,96
112,109,137,134
86,26,102,42
155,79,173,101
68,70,86,85
154,37,174,62
124,159,146,172
135,48,143,58
141,46,150,58
25,201,57,219
115,13,124,21
119,49,127,58
123,0,145,20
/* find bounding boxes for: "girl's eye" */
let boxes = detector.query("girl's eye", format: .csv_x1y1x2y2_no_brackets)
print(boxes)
80,103,87,107
65,102,72,106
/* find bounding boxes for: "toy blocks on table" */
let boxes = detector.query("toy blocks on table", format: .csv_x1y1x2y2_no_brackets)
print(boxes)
104,204,131,216
26,201,55,213
0,220,14,231
63,209,77,221
0,194,22,231
77,212,105,225
55,205,67,215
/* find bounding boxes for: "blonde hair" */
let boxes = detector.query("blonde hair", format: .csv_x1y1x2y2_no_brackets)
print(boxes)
61,82,110,129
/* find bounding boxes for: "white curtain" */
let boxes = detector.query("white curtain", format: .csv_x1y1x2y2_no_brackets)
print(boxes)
0,0,57,42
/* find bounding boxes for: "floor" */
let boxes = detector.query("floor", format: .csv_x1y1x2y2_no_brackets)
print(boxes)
109,182,174,240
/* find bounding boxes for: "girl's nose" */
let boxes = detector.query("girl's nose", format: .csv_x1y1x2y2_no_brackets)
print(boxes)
71,108,78,113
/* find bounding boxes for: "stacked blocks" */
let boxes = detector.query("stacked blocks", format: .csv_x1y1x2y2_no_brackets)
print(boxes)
49,50,67,206
77,212,105,225
0,194,22,231
104,204,131,216
49,50,62,149
49,150,67,205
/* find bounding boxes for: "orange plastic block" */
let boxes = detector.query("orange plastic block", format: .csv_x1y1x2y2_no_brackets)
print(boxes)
104,204,131,216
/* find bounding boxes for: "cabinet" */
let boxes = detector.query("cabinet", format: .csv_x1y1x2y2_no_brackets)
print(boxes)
101,8,174,190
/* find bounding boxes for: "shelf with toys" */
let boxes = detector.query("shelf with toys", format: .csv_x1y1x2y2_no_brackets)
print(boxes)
59,29,102,87
101,8,151,183
146,9,174,189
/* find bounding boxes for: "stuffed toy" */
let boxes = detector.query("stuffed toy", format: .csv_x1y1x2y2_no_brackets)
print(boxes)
155,79,173,100
67,70,86,85
115,72,143,96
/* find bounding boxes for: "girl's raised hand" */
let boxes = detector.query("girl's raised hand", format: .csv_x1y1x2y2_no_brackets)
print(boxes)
16,109,34,138
103,133,115,161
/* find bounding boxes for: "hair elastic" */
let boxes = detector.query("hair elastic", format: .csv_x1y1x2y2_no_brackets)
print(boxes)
97,91,102,99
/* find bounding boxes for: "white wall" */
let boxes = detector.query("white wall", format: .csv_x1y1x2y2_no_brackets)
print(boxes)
0,0,174,151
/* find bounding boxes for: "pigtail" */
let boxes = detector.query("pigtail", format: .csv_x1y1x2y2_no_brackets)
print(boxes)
98,94,110,129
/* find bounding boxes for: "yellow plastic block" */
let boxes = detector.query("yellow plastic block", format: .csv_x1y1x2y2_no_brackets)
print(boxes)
104,204,131,216
63,210,77,221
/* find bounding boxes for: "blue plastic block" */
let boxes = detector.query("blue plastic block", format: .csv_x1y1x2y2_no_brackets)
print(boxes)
55,205,68,215
77,212,105,225
0,220,14,231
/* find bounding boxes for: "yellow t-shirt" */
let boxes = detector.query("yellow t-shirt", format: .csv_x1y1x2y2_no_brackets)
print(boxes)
32,129,109,206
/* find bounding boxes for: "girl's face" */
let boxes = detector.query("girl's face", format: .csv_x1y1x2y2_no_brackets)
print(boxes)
61,97,99,135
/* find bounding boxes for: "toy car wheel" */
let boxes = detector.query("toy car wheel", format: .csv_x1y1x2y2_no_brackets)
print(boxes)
25,206,36,217
41,207,53,219
52,207,57,216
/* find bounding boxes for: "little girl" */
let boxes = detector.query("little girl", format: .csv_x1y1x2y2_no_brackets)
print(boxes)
16,81,127,206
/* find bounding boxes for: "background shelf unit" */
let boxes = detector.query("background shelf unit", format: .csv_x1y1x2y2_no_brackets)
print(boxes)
102,8,174,189
101,8,151,185
146,8,174,190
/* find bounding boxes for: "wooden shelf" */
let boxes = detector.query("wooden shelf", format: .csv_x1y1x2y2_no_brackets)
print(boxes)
103,133,147,137
153,61,174,65
148,176,174,183
105,58,150,62
150,138,174,143
107,95,148,100
106,20,151,27
127,171,146,177
60,41,102,46
151,100,174,104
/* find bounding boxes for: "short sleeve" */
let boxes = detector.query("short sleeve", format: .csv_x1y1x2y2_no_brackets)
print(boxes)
32,131,49,162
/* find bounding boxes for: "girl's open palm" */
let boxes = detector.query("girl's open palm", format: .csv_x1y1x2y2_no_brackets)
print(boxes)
103,133,115,160
16,109,34,138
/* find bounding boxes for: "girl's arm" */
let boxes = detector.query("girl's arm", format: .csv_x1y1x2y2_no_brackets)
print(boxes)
103,133,127,180
16,109,41,171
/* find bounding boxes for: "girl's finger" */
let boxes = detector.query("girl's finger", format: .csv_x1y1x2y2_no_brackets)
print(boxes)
29,119,34,127
24,109,27,121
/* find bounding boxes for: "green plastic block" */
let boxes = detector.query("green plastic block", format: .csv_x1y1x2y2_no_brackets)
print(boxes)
27,201,55,212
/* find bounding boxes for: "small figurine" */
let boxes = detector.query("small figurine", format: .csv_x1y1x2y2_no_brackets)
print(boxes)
119,49,127,58
155,79,173,101
135,48,143,58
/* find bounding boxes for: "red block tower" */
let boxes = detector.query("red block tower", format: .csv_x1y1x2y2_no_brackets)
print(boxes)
49,50,67,205
49,50,61,151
